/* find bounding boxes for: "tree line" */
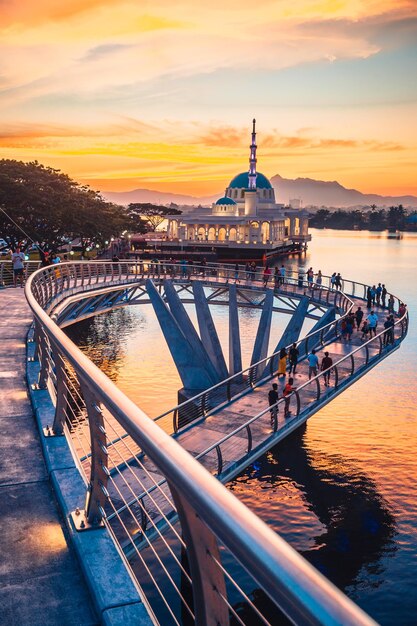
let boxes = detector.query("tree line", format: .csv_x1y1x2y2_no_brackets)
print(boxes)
0,160,181,255
309,205,415,231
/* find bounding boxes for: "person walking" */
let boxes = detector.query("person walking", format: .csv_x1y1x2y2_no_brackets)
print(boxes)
366,286,372,309
288,343,299,375
381,284,387,308
383,317,391,347
316,270,323,286
268,383,279,427
367,310,378,337
306,267,314,289
283,378,296,418
11,246,26,288
250,261,256,281
345,316,353,341
355,307,364,330
370,285,376,306
335,273,342,291
307,349,319,380
387,314,395,344
274,266,280,289
388,294,395,314
361,320,369,340
321,351,333,386
277,347,287,378
330,272,337,290
234,262,240,283
263,266,271,287
245,262,251,281
376,283,382,306
398,302,407,318
279,264,286,286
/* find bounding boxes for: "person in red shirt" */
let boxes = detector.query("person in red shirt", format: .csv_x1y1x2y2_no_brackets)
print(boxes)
283,377,296,418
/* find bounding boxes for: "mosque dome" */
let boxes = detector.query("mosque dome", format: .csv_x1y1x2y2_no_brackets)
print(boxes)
215,196,237,205
228,172,272,189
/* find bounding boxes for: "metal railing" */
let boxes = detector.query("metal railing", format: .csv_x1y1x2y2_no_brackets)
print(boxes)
0,260,41,287
24,260,381,626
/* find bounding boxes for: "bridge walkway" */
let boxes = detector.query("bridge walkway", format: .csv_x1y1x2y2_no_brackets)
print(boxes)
0,289,98,625
89,286,393,554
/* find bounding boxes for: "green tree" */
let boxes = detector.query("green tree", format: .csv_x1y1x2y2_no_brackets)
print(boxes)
0,159,130,254
310,209,330,228
367,209,386,230
127,203,181,232
387,205,406,231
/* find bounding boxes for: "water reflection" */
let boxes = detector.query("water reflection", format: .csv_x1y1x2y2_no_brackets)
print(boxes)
65,307,139,384
230,427,397,594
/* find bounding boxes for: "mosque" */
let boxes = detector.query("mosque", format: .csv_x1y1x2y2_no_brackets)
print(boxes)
164,120,311,262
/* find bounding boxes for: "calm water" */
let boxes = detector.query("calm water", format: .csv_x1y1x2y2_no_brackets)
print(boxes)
67,230,417,625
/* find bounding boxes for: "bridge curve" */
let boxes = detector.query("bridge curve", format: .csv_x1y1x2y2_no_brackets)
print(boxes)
24,260,407,626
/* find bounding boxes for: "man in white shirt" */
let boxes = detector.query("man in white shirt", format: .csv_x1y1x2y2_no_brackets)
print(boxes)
367,311,378,337
11,247,26,288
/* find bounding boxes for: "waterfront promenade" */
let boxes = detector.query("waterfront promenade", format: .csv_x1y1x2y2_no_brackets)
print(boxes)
0,290,97,625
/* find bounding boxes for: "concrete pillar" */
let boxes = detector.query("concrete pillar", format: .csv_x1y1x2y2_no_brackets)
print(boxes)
297,306,336,358
192,281,229,380
228,283,242,375
145,279,217,390
163,280,220,384
251,288,274,365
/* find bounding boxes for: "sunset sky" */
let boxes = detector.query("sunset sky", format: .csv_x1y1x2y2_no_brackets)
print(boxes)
1,0,416,197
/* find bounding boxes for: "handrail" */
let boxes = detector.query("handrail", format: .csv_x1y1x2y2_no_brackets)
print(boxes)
24,260,379,626
194,307,408,466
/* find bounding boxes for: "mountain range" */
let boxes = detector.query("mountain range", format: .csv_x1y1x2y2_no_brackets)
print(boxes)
102,175,417,209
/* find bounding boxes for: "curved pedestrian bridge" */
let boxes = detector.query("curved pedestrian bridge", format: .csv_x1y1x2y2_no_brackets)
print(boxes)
23,261,407,626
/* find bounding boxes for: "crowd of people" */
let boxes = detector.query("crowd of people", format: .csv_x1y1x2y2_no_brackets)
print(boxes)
266,279,408,426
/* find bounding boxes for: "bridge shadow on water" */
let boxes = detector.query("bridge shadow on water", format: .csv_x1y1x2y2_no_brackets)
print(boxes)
226,425,397,624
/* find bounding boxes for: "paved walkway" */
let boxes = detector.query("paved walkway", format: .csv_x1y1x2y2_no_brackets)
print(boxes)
0,289,98,625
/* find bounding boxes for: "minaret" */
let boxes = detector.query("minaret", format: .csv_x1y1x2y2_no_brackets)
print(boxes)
248,118,257,190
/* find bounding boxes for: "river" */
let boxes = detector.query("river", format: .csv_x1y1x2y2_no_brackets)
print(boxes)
66,229,417,625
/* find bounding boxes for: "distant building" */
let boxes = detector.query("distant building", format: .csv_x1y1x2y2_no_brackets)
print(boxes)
159,120,311,261
289,198,303,209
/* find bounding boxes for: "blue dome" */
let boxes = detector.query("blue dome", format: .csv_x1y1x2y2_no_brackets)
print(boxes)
215,196,237,205
228,172,272,189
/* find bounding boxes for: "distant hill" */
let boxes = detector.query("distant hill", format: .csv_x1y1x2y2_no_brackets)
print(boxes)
271,174,417,209
102,188,217,207
102,176,417,209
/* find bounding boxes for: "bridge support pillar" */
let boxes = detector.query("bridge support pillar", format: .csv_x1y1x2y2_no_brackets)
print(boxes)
298,306,336,358
251,288,274,366
228,284,242,376
146,279,217,390
192,281,228,380
164,280,220,384
169,483,229,626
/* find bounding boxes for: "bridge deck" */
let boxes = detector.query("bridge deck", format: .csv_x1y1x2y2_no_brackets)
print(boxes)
0,290,98,625
82,282,393,554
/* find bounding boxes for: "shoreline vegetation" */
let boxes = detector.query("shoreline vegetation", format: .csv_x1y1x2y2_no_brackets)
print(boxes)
309,205,417,232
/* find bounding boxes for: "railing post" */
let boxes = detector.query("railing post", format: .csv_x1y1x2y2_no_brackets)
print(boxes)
168,484,229,626
50,345,68,435
334,365,339,388
36,324,50,390
81,384,109,527
246,424,253,451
